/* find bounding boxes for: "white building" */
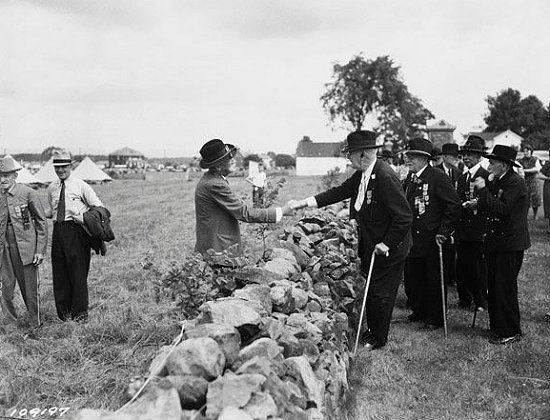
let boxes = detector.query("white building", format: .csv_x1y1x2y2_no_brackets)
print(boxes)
295,137,348,176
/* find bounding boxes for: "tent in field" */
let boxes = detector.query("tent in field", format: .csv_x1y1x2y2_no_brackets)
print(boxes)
34,158,58,184
72,156,112,183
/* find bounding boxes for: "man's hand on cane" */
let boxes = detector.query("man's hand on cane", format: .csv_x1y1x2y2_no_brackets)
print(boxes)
435,234,447,245
32,253,44,266
374,242,389,257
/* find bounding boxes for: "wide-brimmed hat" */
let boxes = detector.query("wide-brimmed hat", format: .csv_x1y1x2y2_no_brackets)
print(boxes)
404,137,433,158
484,145,521,167
52,151,73,167
461,135,487,155
199,139,237,169
342,130,381,153
441,143,459,156
0,157,22,174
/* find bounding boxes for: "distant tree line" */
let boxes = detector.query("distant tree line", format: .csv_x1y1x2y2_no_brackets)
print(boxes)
484,88,550,150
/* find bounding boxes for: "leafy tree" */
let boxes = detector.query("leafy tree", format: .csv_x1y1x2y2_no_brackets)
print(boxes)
40,146,65,161
274,154,295,168
484,89,549,137
320,54,433,147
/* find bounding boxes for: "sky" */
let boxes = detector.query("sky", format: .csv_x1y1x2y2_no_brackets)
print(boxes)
1,0,549,158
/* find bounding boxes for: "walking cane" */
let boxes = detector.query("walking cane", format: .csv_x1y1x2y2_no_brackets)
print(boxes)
471,306,478,329
36,265,41,327
353,250,377,356
436,240,448,339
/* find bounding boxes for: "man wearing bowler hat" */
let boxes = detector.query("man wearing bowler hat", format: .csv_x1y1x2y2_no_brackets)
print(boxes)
48,151,103,321
195,139,292,256
403,138,461,330
473,145,530,344
0,156,47,327
455,135,490,312
289,130,413,350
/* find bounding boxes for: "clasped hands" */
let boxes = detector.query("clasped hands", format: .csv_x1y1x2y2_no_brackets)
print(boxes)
280,199,307,216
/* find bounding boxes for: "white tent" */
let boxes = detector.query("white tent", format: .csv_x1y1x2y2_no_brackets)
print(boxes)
72,156,112,182
34,158,58,184
17,167,45,186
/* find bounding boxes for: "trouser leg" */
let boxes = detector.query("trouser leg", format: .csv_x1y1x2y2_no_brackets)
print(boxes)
363,259,406,347
52,223,72,320
486,251,523,338
0,245,18,323
404,257,428,320
426,244,446,326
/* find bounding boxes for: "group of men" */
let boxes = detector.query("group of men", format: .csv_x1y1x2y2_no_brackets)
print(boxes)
0,152,104,328
194,132,530,350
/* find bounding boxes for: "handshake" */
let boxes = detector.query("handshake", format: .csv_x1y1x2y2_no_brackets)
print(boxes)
281,199,308,215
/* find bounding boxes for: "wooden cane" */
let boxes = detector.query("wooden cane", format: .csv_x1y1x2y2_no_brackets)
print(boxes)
36,265,41,327
353,250,377,356
437,241,448,339
471,306,478,329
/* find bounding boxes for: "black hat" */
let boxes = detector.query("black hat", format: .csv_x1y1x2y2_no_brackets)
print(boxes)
522,143,534,152
431,146,442,158
484,145,521,167
461,136,487,154
342,130,381,153
404,137,433,158
199,139,237,169
378,149,394,159
441,143,459,156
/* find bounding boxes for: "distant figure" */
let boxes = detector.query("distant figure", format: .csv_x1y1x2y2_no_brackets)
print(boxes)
538,150,550,234
518,144,541,219
48,151,104,322
431,146,444,167
194,139,291,256
246,162,267,207
378,149,397,172
0,157,47,327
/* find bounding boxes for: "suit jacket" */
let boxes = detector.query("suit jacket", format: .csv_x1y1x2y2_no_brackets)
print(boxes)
315,160,412,264
477,170,530,253
83,206,115,256
456,166,490,242
5,183,48,265
405,165,461,258
435,163,461,190
195,171,277,255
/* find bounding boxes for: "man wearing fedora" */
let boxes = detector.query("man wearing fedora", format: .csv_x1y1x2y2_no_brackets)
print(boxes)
47,151,103,321
473,145,530,344
434,142,463,288
0,156,47,327
403,138,461,330
289,130,413,350
455,135,490,312
195,139,291,256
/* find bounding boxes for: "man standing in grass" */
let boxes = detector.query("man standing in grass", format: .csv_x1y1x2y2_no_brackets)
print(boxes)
403,138,461,331
473,145,530,344
289,130,413,351
194,139,291,256
0,157,47,327
48,151,103,322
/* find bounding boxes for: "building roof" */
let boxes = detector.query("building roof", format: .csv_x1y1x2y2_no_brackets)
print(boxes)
109,147,144,157
427,119,456,131
467,129,523,142
296,141,343,158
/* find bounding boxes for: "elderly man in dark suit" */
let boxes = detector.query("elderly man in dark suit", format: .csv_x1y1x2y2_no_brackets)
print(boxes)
289,130,412,350
195,139,291,256
403,138,461,330
455,135,490,311
473,145,530,344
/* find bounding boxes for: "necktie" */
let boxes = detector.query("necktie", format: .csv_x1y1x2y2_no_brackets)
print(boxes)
355,173,367,211
56,180,66,223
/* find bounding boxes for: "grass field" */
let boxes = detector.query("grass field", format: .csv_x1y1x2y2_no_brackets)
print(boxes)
0,172,549,420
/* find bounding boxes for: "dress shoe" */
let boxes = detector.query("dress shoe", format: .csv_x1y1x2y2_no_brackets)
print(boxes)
475,306,486,313
407,313,424,322
422,323,442,331
363,343,376,351
489,334,522,345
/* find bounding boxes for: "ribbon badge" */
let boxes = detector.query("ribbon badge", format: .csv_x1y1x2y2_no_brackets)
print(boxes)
366,190,372,205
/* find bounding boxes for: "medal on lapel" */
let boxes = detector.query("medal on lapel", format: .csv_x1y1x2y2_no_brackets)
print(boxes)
366,190,372,205
422,184,429,206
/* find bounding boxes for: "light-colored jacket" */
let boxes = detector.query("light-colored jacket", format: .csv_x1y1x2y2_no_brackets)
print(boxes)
5,183,48,265
195,171,277,255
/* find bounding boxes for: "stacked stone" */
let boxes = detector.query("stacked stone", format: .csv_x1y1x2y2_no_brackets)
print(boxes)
68,210,361,420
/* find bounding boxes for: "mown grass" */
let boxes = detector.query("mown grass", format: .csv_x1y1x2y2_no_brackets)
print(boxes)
0,172,549,420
